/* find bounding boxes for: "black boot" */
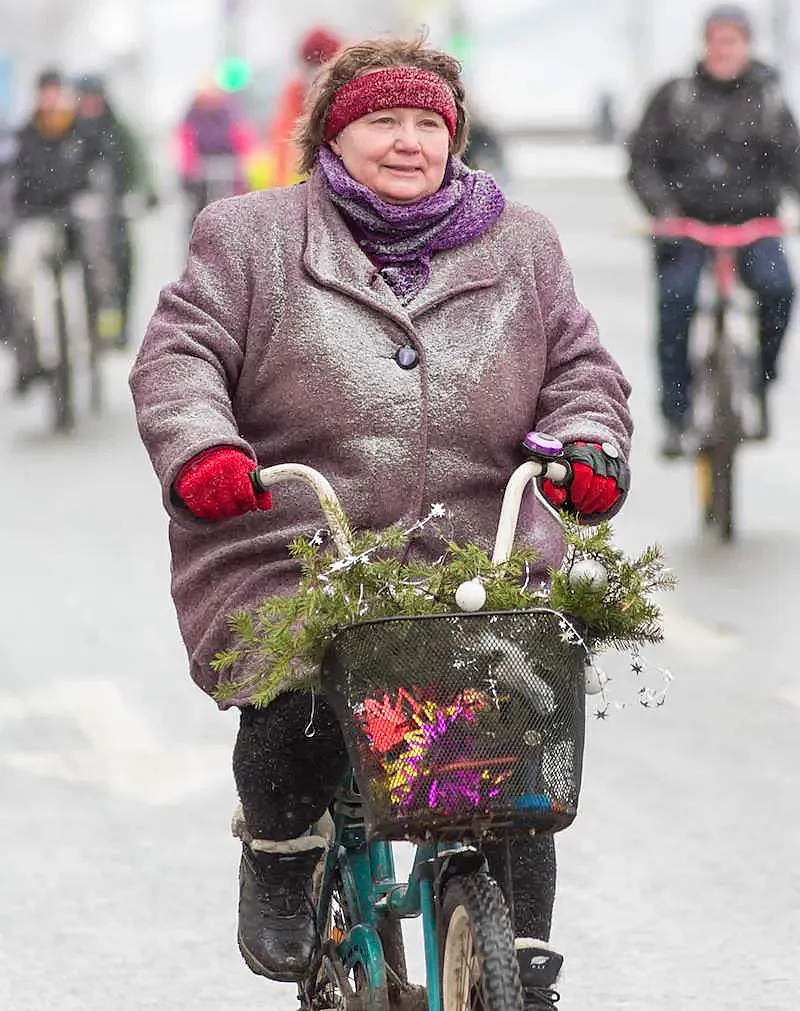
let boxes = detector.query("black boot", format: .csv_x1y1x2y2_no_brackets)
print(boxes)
233,807,331,982
517,940,563,1009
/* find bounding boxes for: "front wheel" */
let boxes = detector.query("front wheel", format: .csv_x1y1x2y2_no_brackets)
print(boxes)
440,871,523,1011
711,441,735,542
50,260,75,434
696,444,735,541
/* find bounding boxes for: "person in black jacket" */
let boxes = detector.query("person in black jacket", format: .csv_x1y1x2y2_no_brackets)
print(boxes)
3,69,94,394
627,4,800,454
11,70,90,221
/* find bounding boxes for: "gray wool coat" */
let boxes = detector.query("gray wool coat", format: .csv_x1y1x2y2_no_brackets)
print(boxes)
130,170,633,705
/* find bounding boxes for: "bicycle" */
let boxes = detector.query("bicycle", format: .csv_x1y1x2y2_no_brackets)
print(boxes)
73,160,125,366
652,217,783,541
186,154,243,236
10,214,90,433
249,434,588,1011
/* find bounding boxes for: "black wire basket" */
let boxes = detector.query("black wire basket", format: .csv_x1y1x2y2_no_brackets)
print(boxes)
321,610,587,841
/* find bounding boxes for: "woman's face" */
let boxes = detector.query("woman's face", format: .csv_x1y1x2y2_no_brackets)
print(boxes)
329,107,450,203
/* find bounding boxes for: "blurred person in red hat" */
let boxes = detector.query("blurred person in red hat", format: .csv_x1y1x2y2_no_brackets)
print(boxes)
265,25,343,187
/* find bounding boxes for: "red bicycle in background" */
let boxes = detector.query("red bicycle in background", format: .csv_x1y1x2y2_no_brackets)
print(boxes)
651,217,784,542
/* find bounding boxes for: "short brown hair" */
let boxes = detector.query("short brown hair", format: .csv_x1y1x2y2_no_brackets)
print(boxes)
295,34,470,176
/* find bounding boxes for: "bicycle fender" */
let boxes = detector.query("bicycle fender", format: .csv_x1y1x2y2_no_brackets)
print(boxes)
435,847,487,886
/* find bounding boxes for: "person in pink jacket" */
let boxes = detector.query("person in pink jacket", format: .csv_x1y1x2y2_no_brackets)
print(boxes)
131,34,633,1007
175,82,255,222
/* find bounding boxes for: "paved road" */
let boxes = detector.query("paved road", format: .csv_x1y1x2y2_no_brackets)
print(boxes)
2,163,799,1010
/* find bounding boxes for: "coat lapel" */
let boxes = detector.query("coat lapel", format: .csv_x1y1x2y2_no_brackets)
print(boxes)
408,236,500,320
302,172,501,330
303,173,415,335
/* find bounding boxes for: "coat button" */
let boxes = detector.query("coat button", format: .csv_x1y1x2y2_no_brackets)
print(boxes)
601,441,620,459
395,346,419,369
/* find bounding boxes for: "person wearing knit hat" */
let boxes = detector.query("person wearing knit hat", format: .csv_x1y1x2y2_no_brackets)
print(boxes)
131,34,632,1007
628,4,800,455
73,73,159,348
704,3,752,38
298,24,342,67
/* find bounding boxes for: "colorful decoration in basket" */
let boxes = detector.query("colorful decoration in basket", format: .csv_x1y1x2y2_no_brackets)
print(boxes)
359,687,517,816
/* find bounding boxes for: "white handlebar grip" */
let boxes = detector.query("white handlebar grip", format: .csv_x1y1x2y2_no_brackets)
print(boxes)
254,464,353,559
491,459,569,564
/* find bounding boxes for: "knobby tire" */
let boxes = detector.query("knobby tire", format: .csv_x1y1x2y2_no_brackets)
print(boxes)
440,871,523,1011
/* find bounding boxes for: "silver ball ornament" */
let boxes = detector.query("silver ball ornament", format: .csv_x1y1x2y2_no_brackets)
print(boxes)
583,663,608,695
455,578,487,612
568,558,609,591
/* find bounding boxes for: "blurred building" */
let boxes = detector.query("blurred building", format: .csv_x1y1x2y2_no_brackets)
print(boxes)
0,0,798,138
462,0,800,136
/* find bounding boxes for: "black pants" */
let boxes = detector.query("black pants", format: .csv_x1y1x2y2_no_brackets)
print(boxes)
655,236,794,423
233,693,556,940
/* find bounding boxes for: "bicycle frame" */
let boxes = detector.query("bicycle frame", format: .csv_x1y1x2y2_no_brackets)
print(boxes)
653,216,783,310
652,217,784,541
316,784,448,1011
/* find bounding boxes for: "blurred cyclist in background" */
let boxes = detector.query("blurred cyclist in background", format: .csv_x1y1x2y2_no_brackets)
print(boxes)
3,69,92,394
627,3,800,455
265,25,342,187
176,81,256,226
75,74,159,349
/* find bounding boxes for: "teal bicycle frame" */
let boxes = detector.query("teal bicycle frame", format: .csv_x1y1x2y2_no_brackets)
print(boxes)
314,778,484,1011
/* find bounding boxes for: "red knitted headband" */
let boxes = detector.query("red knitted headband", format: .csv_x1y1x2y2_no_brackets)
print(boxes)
323,66,458,141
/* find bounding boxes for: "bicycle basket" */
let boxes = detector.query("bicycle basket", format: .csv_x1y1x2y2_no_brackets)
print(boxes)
321,610,586,841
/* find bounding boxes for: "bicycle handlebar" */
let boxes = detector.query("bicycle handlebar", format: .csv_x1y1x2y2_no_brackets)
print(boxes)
650,216,784,247
251,433,571,566
251,463,353,558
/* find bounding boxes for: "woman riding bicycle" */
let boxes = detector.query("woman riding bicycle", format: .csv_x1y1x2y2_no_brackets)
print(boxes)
130,34,633,1009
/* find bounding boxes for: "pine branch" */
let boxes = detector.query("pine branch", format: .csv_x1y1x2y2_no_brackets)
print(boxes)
211,504,676,706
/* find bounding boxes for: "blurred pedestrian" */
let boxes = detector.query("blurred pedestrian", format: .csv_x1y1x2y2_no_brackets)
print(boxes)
462,115,508,182
175,81,256,224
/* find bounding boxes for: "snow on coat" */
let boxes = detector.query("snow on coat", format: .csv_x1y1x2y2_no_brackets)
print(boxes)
129,170,632,705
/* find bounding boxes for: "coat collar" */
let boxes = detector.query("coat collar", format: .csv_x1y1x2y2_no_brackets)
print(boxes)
302,171,501,333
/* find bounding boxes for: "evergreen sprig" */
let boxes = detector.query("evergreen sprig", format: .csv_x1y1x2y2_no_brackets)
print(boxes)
211,508,675,708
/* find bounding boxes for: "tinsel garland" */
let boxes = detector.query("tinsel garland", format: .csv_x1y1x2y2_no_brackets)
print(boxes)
211,504,676,710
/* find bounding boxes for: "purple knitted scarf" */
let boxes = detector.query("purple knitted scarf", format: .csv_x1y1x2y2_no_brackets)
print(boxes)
317,145,506,303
